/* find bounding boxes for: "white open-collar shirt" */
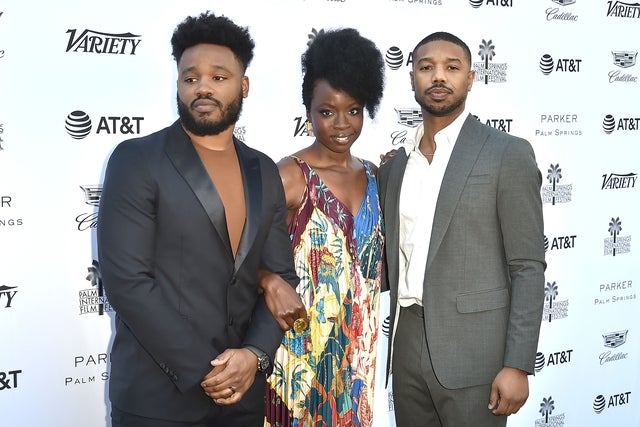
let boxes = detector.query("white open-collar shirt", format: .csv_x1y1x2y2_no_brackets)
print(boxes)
398,109,468,307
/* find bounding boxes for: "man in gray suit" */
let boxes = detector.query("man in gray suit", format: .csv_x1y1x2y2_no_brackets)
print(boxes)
378,32,545,427
97,12,298,427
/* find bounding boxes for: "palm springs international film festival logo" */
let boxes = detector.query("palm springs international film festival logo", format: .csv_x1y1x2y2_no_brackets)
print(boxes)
600,329,629,365
536,396,565,427
542,164,572,205
609,51,638,83
65,29,141,55
80,260,112,316
543,281,569,322
473,39,507,84
604,217,631,256
602,114,640,134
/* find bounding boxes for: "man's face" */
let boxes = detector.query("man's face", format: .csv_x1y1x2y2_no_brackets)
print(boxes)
176,43,248,136
410,40,474,118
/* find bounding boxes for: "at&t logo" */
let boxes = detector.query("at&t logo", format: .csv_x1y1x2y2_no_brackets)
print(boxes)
0,369,22,391
602,114,640,134
539,54,582,75
65,110,144,140
469,0,513,8
534,349,574,372
593,392,631,414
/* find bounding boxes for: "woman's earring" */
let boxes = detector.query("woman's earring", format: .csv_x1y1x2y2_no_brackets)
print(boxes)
305,120,314,137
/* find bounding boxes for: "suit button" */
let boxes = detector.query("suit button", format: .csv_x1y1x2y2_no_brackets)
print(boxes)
228,317,234,326
230,276,237,286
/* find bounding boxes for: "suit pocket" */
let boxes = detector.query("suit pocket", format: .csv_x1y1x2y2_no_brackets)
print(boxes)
466,173,491,185
456,287,508,313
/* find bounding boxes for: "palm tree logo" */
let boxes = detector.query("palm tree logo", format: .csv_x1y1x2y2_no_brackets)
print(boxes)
608,217,622,256
547,164,562,205
544,281,558,322
478,39,496,84
539,396,555,424
85,260,104,315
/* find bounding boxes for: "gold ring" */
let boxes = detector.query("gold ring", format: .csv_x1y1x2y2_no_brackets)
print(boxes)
293,317,308,334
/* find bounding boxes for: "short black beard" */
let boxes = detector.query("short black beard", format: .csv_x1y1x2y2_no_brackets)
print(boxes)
177,92,243,136
415,86,467,118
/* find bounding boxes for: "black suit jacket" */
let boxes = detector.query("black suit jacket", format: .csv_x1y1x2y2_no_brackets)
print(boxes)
97,120,298,421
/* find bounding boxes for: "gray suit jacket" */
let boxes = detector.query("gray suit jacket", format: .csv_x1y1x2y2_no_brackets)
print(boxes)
379,114,545,389
97,120,298,421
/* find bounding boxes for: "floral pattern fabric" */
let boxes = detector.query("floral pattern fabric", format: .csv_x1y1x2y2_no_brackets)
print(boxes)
265,156,384,427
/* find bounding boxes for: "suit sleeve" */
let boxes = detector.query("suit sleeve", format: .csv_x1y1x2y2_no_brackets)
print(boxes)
97,141,216,392
242,159,300,360
498,138,546,374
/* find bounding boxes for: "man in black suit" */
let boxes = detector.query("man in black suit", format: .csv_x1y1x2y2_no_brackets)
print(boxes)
97,11,298,427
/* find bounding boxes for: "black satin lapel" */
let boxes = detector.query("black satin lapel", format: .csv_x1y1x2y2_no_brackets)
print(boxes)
234,140,261,271
164,122,233,257
427,115,486,270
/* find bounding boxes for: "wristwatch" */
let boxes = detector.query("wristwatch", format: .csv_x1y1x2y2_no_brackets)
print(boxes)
244,345,271,373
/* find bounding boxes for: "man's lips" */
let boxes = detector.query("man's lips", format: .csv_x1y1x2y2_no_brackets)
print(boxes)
192,98,220,112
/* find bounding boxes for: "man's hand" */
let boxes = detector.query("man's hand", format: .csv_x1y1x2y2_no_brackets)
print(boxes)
200,348,258,406
259,269,307,330
488,366,529,416
379,148,399,166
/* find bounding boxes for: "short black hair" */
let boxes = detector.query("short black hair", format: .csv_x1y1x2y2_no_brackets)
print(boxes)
412,31,472,68
170,11,255,71
301,28,385,119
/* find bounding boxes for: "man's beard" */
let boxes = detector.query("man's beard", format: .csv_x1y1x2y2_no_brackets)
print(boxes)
177,91,243,136
415,85,467,117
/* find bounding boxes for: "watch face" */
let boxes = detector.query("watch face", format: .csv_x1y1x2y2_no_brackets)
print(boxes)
258,356,270,372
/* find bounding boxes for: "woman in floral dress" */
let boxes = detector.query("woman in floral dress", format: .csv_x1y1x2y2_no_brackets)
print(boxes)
262,28,385,427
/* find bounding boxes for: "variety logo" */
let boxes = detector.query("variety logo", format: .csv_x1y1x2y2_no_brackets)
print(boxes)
535,113,582,137
604,217,631,256
593,392,632,414
0,285,18,308
542,164,572,205
469,0,513,8
539,54,582,75
609,51,638,83
64,353,109,386
534,349,574,372
0,195,23,227
79,260,113,315
76,185,101,231
543,281,569,322
0,369,22,391
545,0,578,21
65,110,144,140
600,330,629,365
595,279,636,306
293,117,314,138
65,29,141,55
606,1,640,18
602,114,640,134
536,396,565,426
601,172,637,190
473,39,507,84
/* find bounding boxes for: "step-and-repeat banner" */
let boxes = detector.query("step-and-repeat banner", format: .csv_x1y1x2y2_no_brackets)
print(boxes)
1,1,638,426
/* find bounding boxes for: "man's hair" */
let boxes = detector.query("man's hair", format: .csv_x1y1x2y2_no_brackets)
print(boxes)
412,31,472,68
301,28,385,119
170,11,255,71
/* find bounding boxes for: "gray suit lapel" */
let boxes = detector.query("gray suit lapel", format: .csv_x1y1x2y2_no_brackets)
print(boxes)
383,148,408,290
164,121,233,258
427,115,488,271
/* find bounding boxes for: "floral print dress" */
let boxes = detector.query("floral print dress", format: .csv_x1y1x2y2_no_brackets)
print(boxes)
265,156,384,427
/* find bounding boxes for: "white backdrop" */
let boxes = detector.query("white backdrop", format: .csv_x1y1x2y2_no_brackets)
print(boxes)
1,1,638,426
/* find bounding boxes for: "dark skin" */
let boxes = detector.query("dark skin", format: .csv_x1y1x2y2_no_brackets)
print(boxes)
175,42,257,406
261,79,374,330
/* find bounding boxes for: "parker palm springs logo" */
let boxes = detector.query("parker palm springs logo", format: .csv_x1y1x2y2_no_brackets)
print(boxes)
543,281,568,322
80,260,112,315
536,396,565,426
542,164,572,205
604,217,631,256
473,39,507,84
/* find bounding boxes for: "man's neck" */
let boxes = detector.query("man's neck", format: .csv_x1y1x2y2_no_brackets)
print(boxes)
183,125,236,151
